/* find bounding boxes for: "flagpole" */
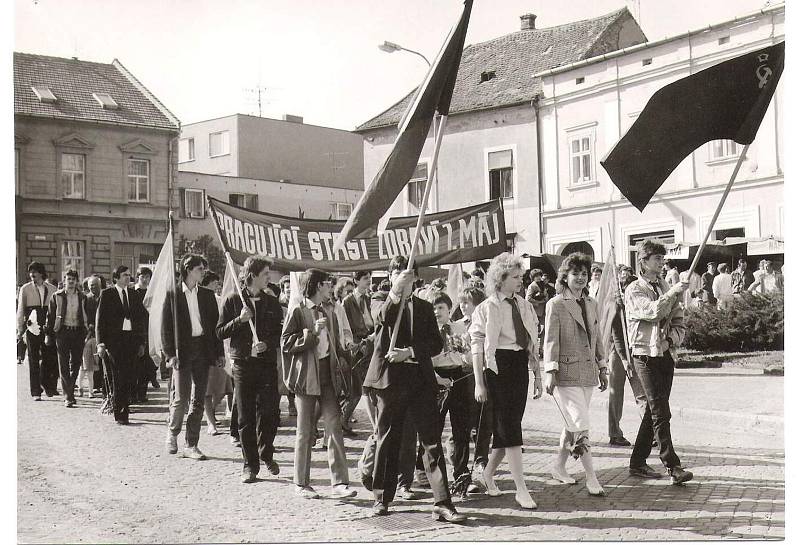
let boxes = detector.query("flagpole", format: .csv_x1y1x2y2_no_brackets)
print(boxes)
388,113,448,352
685,144,750,277
168,211,180,362
206,198,261,350
606,224,633,367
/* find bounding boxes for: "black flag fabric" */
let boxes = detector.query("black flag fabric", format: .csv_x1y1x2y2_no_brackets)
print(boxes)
601,42,784,211
333,0,473,250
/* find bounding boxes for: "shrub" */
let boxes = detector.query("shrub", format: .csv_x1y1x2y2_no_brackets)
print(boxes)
683,289,784,352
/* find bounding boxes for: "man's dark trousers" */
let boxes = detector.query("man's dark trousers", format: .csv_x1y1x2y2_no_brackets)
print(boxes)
232,356,280,474
106,331,138,422
168,337,210,446
56,327,85,403
630,352,681,470
25,331,47,397
369,364,450,506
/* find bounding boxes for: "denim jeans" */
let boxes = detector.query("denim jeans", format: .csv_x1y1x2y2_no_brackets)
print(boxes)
630,353,681,470
608,349,648,439
168,338,210,445
232,357,280,474
56,328,85,403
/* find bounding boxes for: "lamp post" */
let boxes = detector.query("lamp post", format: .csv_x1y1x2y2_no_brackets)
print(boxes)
378,40,431,67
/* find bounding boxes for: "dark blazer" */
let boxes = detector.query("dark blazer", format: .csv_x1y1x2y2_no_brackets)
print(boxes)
45,289,89,335
363,294,443,392
162,285,223,361
216,287,282,362
96,285,145,351
342,290,374,342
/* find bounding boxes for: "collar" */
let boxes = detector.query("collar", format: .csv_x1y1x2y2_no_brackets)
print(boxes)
560,289,582,302
304,298,322,310
114,284,128,295
182,282,199,295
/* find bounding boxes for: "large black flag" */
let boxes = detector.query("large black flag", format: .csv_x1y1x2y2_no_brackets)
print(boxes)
601,42,784,211
333,1,473,251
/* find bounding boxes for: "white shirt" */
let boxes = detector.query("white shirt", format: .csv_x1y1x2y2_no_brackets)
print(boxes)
182,282,204,337
712,273,733,300
588,281,600,299
36,284,46,306
64,290,80,327
665,268,681,287
114,284,132,331
496,292,523,351
306,299,329,359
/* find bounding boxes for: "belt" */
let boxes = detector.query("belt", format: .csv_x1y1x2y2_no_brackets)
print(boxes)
61,325,84,331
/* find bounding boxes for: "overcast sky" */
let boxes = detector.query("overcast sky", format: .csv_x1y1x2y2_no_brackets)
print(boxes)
14,0,773,130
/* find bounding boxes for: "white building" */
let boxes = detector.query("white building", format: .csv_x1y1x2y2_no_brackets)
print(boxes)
536,3,784,266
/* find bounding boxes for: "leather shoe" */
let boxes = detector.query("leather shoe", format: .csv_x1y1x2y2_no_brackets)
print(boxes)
397,485,419,500
629,464,663,479
264,459,280,476
432,503,466,523
669,466,694,485
241,470,257,484
115,420,129,426
166,433,178,454
372,502,389,516
182,446,207,460
609,436,632,447
295,485,319,499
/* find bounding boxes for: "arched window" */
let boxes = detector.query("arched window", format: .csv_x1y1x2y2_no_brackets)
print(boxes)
560,241,594,260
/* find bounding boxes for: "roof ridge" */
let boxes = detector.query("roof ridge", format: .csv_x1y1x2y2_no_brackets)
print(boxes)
112,59,180,129
14,51,114,67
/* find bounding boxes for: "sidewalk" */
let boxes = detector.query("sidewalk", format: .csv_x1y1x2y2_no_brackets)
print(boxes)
17,364,784,542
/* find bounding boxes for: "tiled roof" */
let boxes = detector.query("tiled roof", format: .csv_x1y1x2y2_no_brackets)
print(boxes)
14,52,179,131
357,8,645,131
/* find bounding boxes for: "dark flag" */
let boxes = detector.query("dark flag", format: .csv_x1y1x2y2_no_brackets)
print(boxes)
601,42,784,211
333,0,473,250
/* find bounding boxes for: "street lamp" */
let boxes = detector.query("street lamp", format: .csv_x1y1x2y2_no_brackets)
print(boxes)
378,40,431,67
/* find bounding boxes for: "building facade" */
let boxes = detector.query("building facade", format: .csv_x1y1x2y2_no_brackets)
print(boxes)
178,113,364,191
14,53,180,283
536,4,784,266
357,8,647,256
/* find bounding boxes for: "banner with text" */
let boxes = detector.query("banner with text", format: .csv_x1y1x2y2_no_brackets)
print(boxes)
207,197,506,272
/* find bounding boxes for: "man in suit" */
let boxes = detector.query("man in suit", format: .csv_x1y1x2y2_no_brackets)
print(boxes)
133,267,158,402
163,254,224,460
96,266,146,425
341,270,376,433
17,261,58,400
84,275,104,396
363,255,464,522
46,269,89,408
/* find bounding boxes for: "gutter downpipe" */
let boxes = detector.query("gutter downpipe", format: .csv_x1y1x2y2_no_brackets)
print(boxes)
533,96,545,253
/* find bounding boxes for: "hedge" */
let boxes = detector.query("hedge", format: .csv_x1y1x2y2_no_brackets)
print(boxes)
683,289,784,352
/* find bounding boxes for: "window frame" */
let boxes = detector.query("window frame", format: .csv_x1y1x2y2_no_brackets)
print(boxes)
566,123,597,189
179,137,195,163
406,161,430,215
127,158,150,203
707,139,739,163
184,188,206,219
229,192,258,210
209,131,230,158
61,240,85,280
330,202,353,221
483,145,517,203
61,152,86,200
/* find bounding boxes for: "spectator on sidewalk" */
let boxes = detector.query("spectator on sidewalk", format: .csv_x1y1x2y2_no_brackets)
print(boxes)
217,257,283,483
712,264,734,309
588,265,603,299
17,261,58,401
731,259,755,295
664,260,681,287
625,239,693,485
700,262,718,306
46,269,90,409
748,260,783,294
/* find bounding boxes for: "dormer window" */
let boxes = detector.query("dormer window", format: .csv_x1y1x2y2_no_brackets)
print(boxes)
31,86,57,103
480,71,496,83
92,92,119,110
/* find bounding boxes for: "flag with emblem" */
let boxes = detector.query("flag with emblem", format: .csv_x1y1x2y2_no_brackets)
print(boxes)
595,248,620,351
601,42,784,211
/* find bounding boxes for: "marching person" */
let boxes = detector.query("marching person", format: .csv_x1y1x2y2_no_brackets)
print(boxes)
342,270,377,431
282,268,356,500
162,254,224,458
217,257,283,483
663,260,681,287
625,239,692,485
363,256,464,522
470,253,541,509
200,270,232,436
544,252,608,496
96,266,146,425
84,275,104,397
588,265,603,298
17,261,58,401
133,266,158,403
45,269,90,408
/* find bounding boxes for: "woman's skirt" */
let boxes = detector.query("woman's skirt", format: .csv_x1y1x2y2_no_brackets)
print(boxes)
485,349,528,448
553,385,593,433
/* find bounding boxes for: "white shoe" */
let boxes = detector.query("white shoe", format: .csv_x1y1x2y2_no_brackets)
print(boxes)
182,446,207,460
515,490,537,509
551,467,576,485
483,469,501,497
586,480,606,496
330,484,357,499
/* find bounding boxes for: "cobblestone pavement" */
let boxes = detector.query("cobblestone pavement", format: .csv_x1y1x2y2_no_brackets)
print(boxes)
17,364,784,543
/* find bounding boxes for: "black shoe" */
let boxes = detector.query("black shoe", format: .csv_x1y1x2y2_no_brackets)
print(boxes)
361,473,373,491
151,380,160,389
241,469,257,484
397,485,419,500
372,502,389,516
342,427,358,438
432,503,466,523
265,459,280,476
115,420,129,426
669,466,694,485
629,464,663,479
609,436,632,447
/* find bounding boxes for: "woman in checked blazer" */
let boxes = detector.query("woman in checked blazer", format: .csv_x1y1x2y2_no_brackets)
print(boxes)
543,252,608,496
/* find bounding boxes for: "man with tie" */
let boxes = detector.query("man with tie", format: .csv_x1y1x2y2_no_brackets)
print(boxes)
624,239,691,485
162,254,224,460
363,255,465,522
17,261,58,400
342,271,376,432
96,266,146,425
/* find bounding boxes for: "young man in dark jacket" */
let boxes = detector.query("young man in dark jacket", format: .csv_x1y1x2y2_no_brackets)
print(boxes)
216,256,283,483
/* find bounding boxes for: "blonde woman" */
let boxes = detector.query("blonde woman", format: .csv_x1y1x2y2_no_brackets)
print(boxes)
470,253,542,509
543,252,608,496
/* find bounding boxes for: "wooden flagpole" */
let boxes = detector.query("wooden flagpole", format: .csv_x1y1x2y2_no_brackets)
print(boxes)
168,211,180,362
388,113,448,352
606,224,632,366
685,144,750,276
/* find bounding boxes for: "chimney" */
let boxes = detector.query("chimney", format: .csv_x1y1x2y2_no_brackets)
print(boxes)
282,114,303,124
520,13,537,30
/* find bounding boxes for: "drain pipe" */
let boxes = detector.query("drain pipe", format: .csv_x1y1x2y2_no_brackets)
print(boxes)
533,95,545,253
